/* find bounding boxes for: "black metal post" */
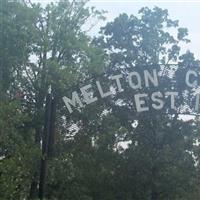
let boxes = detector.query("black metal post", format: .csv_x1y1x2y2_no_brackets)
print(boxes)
38,91,56,199
48,97,56,157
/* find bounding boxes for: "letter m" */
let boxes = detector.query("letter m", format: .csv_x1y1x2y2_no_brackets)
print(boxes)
63,92,83,113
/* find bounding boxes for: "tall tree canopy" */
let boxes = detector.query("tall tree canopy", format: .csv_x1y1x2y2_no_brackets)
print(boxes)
0,1,200,200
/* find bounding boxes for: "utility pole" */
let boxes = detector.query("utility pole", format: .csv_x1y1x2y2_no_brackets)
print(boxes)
38,87,56,199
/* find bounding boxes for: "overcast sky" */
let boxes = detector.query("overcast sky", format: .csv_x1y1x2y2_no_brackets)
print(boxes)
87,0,200,59
38,0,200,58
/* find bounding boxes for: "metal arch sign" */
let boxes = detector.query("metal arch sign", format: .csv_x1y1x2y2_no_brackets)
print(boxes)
62,67,200,115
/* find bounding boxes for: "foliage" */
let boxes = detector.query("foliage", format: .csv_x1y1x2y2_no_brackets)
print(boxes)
0,1,200,200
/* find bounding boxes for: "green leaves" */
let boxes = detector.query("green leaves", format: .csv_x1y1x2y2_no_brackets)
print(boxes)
1,1,200,199
0,101,40,199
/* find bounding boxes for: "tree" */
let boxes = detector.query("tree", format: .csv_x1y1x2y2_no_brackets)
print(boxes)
1,0,106,199
93,7,200,200
1,1,200,200
0,100,40,199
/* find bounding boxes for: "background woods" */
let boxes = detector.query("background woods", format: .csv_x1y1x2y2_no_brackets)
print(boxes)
0,0,200,200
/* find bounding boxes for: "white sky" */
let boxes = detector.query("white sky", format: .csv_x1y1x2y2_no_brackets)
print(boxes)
35,0,200,59
87,0,200,59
